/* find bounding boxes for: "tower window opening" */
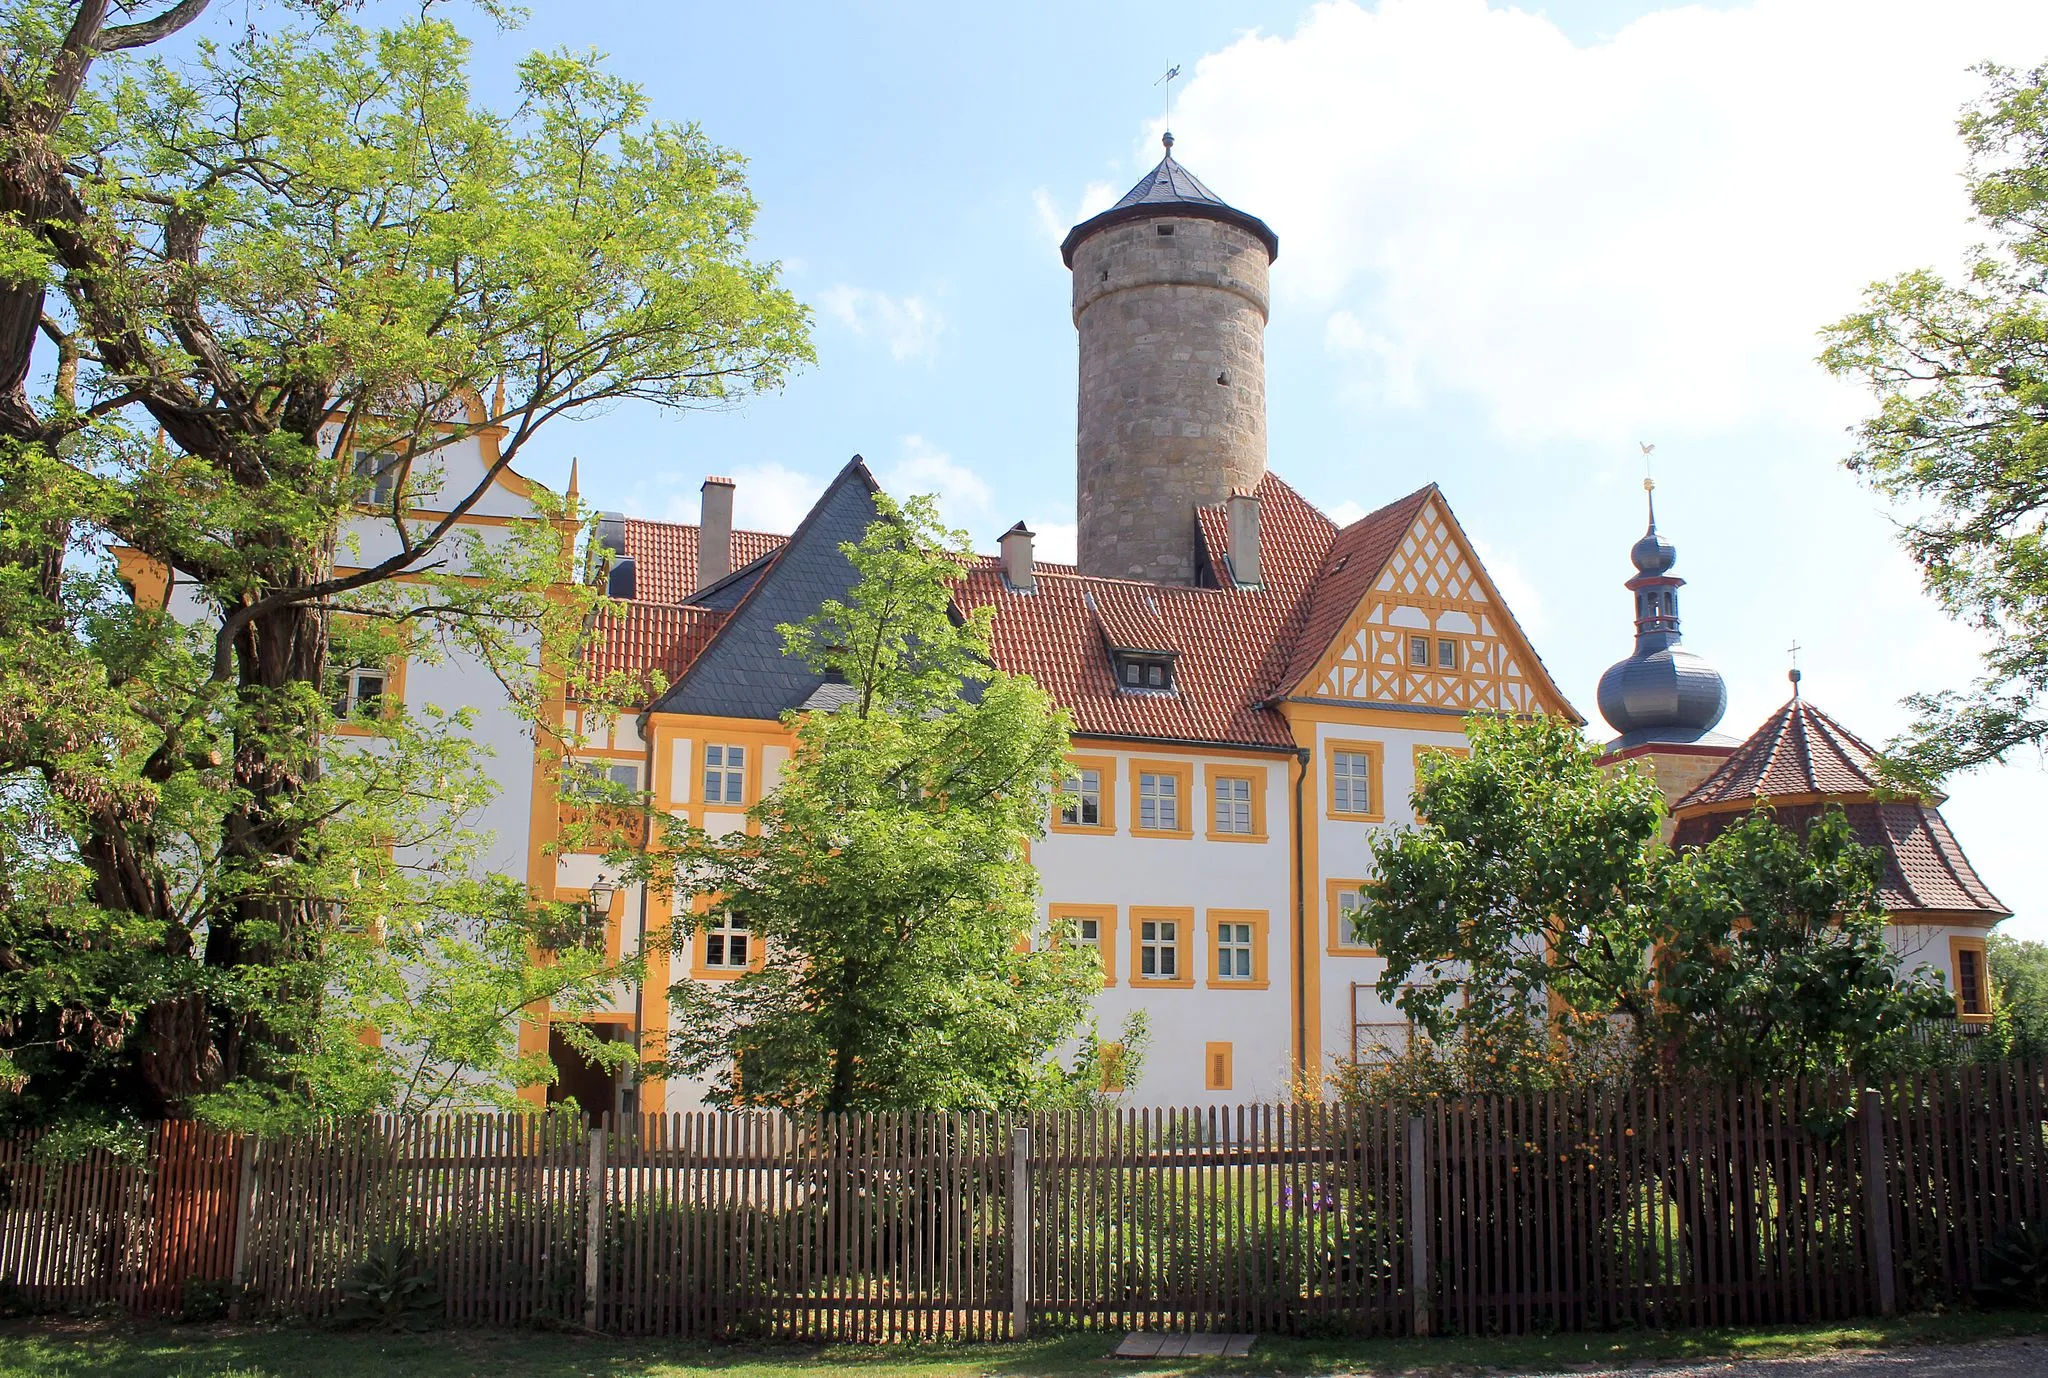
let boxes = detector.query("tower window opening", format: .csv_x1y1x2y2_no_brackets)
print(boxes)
1216,371,1229,385
1157,224,1175,236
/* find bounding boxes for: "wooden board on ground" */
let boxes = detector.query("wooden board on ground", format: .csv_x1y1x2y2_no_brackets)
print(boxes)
1114,1332,1255,1359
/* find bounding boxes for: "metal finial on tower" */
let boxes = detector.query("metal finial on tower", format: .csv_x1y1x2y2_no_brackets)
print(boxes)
1788,639,1803,697
1156,63,1181,149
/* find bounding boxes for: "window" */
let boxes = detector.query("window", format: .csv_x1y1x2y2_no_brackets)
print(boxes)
1130,907,1193,987
1325,741,1384,821
1215,921,1254,981
704,911,750,970
1059,768,1103,827
1952,937,1991,1021
352,451,400,507
1437,639,1460,671
1328,880,1376,954
1213,775,1252,835
569,759,641,797
1051,904,1116,984
341,668,386,716
1332,751,1371,815
1204,1041,1233,1092
1205,909,1269,988
1113,652,1174,692
1138,771,1179,832
703,744,746,805
1409,634,1430,667
1139,918,1178,980
1052,756,1116,833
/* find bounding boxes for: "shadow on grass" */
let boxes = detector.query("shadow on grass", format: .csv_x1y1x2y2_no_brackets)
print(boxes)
1,1310,2046,1378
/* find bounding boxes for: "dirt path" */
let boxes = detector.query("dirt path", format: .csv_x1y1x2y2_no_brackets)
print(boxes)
1494,1337,2048,1378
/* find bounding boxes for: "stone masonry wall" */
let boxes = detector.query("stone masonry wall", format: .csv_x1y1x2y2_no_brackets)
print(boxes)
1071,215,1271,584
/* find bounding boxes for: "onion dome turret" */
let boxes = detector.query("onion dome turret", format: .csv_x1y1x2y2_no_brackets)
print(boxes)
1596,482,1732,750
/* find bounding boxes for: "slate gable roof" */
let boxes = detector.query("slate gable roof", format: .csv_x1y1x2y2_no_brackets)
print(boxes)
646,458,880,722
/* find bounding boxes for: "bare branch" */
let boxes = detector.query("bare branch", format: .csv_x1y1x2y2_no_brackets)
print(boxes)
98,0,213,53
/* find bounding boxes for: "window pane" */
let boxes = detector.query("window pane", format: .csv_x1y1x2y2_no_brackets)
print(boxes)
707,934,725,966
1409,635,1429,666
729,934,748,965
1439,639,1459,669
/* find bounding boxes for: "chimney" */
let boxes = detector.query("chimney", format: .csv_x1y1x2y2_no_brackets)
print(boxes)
1227,490,1262,587
698,476,734,589
999,521,1036,592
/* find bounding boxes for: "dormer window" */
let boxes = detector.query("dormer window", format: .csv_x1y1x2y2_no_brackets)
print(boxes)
1114,651,1174,693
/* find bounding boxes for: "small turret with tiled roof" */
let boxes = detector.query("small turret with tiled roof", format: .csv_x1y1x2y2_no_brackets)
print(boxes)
1669,674,2008,928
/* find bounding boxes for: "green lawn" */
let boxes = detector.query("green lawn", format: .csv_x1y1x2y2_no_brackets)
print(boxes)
0,1310,2044,1377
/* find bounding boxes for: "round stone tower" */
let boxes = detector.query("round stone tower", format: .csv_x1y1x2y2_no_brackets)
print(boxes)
1062,134,1279,584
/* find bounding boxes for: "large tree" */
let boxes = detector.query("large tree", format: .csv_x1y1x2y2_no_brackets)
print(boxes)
1356,714,1954,1086
1821,60,2048,781
0,1,810,1126
649,496,1121,1116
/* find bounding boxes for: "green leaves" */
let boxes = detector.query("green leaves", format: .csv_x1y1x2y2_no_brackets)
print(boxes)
1821,61,2048,781
1357,714,1955,1088
648,498,1116,1116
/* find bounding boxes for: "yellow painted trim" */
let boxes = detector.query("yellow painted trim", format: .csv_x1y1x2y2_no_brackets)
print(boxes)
1204,1041,1234,1092
1203,764,1269,843
1326,878,1376,956
686,900,766,982
1128,906,1196,989
1205,908,1271,990
1051,754,1119,835
1128,760,1195,839
112,548,171,609
1323,739,1386,823
1050,903,1119,986
1950,934,1993,1023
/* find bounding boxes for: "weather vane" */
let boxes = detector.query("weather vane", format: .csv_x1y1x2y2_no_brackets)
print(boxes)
1638,440,1656,494
1156,64,1181,142
1788,639,1803,694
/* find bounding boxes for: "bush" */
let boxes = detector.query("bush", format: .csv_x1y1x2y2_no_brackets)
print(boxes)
178,1276,236,1323
333,1237,442,1331
1975,1220,2048,1308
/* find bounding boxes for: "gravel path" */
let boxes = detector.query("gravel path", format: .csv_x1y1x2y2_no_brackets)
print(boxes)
1488,1337,2048,1378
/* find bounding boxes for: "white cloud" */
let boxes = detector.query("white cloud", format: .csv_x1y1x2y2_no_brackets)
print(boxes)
1030,520,1078,566
1032,182,1120,245
816,285,944,362
881,435,993,530
1141,0,2048,444
1323,499,1369,527
661,461,824,536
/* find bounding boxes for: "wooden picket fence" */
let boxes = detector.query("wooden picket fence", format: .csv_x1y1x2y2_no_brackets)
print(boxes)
1,1061,2044,1339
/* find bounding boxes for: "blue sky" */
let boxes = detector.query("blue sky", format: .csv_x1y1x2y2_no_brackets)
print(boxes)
451,1,2048,936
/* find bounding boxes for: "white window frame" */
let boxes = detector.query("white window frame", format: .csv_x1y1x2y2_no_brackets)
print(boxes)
1138,771,1179,832
1213,775,1252,835
703,911,751,970
703,743,747,805
1139,918,1179,980
1331,751,1371,816
339,667,387,717
1215,921,1255,982
1059,768,1102,827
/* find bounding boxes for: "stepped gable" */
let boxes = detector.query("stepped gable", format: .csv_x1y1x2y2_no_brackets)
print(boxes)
621,517,786,605
963,474,1437,749
1669,694,2007,921
647,458,882,723
581,602,725,685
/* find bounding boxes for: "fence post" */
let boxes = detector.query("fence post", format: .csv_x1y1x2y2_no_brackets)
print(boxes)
226,1135,258,1319
1859,1088,1897,1316
584,1124,605,1331
1010,1124,1031,1340
1407,1111,1431,1337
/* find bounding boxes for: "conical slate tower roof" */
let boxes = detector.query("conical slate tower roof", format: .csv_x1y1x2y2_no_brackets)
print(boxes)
1060,134,1280,266
1670,685,2007,921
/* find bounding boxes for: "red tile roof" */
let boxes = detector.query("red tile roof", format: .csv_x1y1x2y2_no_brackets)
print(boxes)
622,518,786,604
1669,801,2007,919
582,602,726,685
957,475,1441,749
1674,696,1891,810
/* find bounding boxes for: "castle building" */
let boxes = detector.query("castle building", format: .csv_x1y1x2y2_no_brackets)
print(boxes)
127,138,1584,1111
1596,495,2007,1018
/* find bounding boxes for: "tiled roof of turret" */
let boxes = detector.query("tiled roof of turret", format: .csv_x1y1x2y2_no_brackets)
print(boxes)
1674,694,1889,809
